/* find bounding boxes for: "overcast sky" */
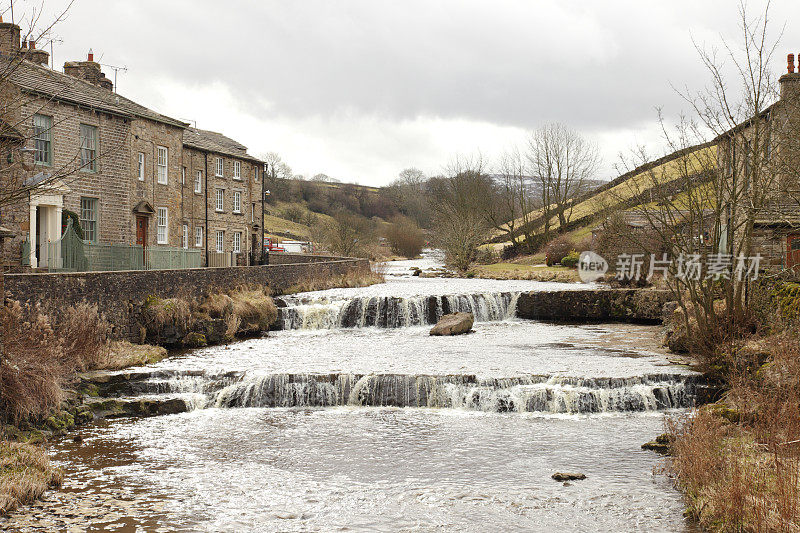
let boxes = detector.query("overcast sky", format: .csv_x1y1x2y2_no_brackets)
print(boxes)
8,0,800,185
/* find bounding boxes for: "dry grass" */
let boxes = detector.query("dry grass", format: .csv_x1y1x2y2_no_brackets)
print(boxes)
0,302,113,425
282,269,385,294
228,287,278,331
0,441,62,516
669,333,800,531
472,266,579,283
100,341,167,371
140,296,192,331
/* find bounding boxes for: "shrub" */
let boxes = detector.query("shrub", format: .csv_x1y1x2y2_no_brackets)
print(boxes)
543,235,574,266
473,246,499,265
279,205,306,223
0,302,110,425
384,217,425,258
501,243,522,260
560,250,580,268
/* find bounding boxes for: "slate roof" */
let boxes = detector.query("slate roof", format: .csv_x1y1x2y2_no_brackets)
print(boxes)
182,127,262,163
4,58,187,128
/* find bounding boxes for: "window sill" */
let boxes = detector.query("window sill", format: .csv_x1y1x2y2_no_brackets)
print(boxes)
215,209,224,213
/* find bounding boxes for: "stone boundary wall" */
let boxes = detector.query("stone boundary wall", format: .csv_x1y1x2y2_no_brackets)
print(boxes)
4,254,370,341
516,289,672,324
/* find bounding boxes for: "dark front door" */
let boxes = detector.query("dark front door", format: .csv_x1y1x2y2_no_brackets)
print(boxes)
136,216,148,261
788,235,800,268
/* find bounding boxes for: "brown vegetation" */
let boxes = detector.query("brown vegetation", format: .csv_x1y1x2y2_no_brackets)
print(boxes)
0,441,62,516
142,286,278,345
282,269,384,295
384,216,425,259
543,235,575,266
0,302,110,425
669,334,800,531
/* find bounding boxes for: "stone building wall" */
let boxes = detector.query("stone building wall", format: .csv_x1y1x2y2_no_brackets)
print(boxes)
129,120,185,247
204,151,260,264
179,147,210,260
16,95,131,243
4,255,370,341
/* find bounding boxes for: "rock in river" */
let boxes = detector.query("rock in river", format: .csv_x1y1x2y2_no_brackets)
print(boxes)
552,472,586,481
430,312,474,336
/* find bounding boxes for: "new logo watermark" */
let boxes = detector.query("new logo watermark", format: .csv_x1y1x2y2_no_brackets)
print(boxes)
578,251,608,283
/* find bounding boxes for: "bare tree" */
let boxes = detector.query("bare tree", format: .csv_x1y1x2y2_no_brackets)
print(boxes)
383,167,432,228
428,155,492,271
315,211,376,258
526,123,601,241
608,2,795,354
479,148,544,254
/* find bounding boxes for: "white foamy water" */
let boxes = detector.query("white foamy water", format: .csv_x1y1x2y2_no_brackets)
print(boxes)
2,253,700,532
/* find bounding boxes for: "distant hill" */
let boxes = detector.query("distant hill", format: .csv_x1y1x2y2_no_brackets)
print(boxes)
493,142,716,248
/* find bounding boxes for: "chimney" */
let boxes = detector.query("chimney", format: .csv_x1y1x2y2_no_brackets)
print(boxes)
0,16,21,58
23,39,50,67
64,49,113,91
780,52,800,103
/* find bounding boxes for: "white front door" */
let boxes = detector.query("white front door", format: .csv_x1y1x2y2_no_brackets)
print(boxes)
29,199,63,269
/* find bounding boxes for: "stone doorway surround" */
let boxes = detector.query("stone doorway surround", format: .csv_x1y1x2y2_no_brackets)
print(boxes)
26,175,70,269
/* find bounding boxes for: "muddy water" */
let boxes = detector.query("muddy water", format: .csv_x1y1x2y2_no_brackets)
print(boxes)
1,253,699,532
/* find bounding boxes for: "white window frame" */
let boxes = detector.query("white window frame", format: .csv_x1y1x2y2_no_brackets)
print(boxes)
195,226,203,247
215,157,224,177
233,191,241,213
215,230,224,253
138,152,145,181
157,207,168,244
254,166,259,182
79,124,98,172
80,197,99,243
215,189,224,212
157,146,168,184
233,231,241,254
194,170,203,194
181,167,186,186
233,160,241,180
182,223,188,249
33,114,53,166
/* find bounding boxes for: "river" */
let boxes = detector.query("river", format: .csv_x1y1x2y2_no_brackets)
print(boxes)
2,252,699,532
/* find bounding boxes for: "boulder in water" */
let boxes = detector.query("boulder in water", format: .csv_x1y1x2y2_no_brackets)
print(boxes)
430,312,474,336
551,472,586,481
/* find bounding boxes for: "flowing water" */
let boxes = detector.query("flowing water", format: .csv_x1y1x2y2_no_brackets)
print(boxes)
2,252,700,532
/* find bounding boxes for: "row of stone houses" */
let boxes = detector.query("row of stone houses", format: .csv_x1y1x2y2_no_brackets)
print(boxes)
0,18,267,271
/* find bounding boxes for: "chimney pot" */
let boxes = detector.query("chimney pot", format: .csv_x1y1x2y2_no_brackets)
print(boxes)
789,53,796,74
28,40,35,50
88,48,93,62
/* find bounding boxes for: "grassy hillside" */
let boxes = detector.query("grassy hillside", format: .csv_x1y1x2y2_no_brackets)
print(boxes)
497,142,717,248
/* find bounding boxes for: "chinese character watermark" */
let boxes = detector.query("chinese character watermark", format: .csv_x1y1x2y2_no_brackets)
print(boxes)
577,252,763,283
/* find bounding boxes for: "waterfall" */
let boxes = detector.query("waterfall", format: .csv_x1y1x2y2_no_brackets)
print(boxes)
129,370,699,414
276,292,521,330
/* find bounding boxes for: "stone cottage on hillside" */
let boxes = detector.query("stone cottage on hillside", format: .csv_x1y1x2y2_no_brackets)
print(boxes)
0,18,266,271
